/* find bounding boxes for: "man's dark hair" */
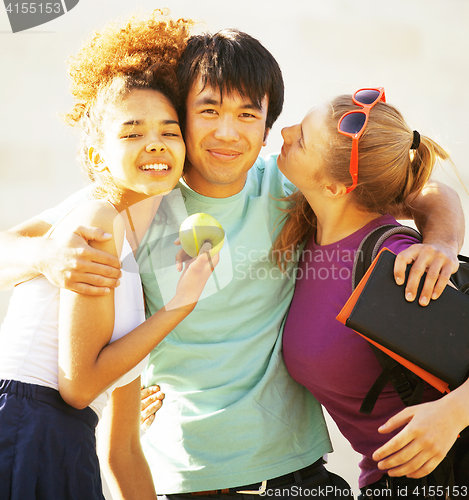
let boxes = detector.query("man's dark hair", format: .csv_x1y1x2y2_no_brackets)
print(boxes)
177,29,284,130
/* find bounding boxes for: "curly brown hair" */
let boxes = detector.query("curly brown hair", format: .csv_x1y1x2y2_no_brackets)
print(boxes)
61,9,194,201
65,9,194,125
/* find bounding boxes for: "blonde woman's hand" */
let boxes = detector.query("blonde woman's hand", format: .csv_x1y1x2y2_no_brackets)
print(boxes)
373,387,469,478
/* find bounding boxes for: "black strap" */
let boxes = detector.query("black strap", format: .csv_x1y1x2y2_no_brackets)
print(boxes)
449,254,469,294
359,354,392,415
352,225,421,289
360,344,425,414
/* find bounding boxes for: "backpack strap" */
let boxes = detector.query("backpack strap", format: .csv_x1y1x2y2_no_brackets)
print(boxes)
353,224,425,415
449,253,469,294
360,345,425,414
352,224,422,289
353,225,469,293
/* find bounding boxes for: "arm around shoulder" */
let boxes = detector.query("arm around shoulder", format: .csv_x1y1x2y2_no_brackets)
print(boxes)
0,213,121,293
391,179,465,305
406,179,464,255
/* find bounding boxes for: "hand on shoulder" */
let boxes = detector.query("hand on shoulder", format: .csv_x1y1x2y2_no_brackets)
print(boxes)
394,242,459,306
41,200,122,295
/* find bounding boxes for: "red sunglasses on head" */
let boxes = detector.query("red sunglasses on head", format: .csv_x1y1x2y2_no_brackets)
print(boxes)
337,87,386,193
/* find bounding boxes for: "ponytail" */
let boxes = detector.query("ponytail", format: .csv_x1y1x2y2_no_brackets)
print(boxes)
399,134,450,205
272,94,453,271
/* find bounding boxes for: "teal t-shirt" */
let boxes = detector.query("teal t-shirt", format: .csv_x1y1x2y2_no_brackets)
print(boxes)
137,155,331,494
39,155,332,494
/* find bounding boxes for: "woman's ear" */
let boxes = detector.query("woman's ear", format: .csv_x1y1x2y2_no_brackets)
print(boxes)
323,181,348,198
88,147,108,172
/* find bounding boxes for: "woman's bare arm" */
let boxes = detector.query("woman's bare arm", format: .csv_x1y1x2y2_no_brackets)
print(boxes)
98,378,157,500
57,201,218,409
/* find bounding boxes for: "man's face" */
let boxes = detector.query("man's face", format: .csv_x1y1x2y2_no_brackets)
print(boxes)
183,77,269,198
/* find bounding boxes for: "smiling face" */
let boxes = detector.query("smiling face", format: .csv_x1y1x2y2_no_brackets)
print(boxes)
91,88,185,202
182,77,269,198
277,103,330,193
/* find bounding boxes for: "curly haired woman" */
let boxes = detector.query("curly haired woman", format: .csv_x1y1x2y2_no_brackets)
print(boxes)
0,11,217,500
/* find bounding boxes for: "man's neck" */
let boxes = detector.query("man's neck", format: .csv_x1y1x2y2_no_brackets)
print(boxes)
182,169,248,199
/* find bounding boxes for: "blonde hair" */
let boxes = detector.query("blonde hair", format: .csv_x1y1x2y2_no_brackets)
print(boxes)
273,94,450,271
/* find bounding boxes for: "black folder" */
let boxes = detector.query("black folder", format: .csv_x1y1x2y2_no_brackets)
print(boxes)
337,248,469,391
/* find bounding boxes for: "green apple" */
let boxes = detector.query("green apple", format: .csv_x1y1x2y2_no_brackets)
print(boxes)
179,213,225,258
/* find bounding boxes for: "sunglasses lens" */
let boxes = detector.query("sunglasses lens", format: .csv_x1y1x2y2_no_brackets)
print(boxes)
339,112,366,134
354,89,381,105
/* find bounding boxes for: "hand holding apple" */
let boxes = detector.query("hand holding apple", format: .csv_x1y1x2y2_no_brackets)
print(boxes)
167,216,223,310
178,213,225,259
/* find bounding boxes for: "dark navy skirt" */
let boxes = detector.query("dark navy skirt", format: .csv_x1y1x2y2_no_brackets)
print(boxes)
0,379,105,500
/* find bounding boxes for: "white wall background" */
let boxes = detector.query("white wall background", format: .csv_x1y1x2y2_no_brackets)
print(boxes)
1,0,468,492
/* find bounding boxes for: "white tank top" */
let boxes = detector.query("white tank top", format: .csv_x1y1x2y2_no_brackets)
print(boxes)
0,229,147,419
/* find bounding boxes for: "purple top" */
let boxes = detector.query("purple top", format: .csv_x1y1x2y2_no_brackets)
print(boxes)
283,214,441,488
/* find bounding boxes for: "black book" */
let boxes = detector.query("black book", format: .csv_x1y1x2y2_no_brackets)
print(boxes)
338,249,469,391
